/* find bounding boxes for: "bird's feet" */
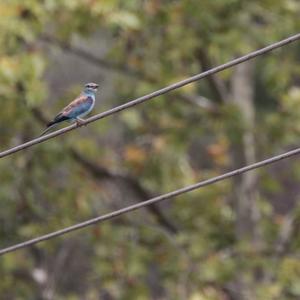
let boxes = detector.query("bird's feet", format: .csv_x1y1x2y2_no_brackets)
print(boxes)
76,118,87,127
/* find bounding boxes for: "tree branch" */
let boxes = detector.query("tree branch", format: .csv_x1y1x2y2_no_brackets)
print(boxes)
70,149,178,234
32,108,178,234
274,210,300,258
40,34,156,83
40,35,219,113
196,48,229,103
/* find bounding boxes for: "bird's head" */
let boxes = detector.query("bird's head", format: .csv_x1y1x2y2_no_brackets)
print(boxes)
84,82,99,93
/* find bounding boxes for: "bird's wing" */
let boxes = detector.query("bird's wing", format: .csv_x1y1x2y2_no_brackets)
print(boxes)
59,94,93,119
43,94,94,135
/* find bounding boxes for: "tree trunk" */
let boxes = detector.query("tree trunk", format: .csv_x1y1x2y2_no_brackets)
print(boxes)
230,61,260,244
228,60,260,300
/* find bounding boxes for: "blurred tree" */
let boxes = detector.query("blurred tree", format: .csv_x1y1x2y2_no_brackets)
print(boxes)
0,0,300,299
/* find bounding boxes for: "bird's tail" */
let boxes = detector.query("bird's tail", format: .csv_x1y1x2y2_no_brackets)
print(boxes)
39,114,70,137
39,123,59,137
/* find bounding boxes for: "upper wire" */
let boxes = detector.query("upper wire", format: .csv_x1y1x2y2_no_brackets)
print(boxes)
1,33,300,159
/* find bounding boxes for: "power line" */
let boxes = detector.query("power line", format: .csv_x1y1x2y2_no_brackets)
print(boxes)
1,146,300,256
1,33,300,159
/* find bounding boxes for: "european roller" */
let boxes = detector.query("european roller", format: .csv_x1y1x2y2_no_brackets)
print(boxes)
40,82,99,136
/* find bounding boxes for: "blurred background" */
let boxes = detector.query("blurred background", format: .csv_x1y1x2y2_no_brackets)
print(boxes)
0,1,300,299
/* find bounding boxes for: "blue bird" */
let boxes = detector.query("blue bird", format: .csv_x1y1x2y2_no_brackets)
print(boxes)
40,82,99,136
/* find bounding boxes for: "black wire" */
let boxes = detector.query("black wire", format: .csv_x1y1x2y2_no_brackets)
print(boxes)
1,146,300,256
1,33,300,159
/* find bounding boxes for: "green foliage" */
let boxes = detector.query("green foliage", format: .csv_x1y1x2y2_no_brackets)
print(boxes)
0,0,300,299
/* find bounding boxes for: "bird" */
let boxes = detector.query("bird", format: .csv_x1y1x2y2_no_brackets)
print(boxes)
40,82,99,136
